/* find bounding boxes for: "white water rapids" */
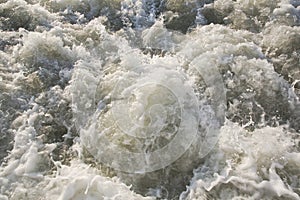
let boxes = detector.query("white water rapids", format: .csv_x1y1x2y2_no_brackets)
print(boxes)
0,0,300,199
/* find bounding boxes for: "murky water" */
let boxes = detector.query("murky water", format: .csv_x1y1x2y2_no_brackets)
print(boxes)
0,0,299,199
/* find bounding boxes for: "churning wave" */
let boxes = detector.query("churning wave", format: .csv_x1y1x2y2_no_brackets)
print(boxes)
0,0,300,199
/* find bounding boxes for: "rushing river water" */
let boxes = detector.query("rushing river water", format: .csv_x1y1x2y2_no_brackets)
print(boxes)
0,0,300,199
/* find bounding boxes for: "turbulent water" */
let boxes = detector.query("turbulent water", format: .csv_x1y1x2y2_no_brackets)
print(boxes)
0,0,300,199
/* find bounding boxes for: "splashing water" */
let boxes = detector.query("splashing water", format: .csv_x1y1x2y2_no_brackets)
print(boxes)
0,0,300,199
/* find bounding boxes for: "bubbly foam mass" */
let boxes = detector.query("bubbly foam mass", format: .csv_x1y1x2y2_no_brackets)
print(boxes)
0,0,300,199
